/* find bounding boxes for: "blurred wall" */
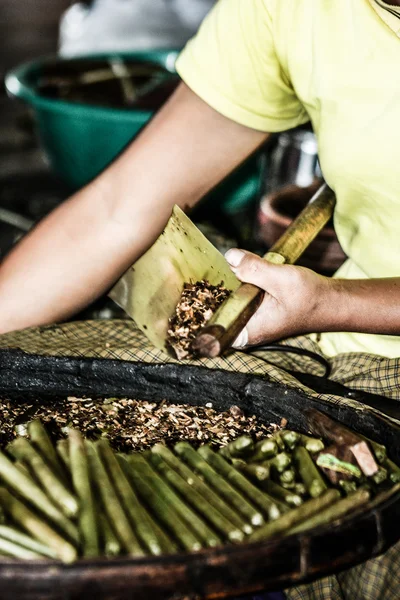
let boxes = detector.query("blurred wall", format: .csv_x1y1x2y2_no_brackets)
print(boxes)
0,0,71,82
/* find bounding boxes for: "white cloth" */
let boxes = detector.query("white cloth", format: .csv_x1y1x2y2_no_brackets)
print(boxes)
59,0,215,56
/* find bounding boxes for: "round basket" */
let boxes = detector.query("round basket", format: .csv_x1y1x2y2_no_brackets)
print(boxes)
0,350,398,600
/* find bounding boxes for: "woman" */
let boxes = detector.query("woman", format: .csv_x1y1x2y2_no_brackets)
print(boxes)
1,0,399,358
0,2,399,597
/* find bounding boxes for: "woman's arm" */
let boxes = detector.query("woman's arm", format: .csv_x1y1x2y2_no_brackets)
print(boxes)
0,83,268,333
225,249,400,346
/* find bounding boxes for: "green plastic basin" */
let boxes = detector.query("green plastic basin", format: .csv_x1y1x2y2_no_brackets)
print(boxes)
5,50,263,214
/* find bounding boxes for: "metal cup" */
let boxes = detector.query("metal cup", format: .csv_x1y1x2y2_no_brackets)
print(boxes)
266,130,321,193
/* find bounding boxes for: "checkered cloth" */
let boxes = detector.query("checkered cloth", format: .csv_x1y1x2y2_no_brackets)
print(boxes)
0,318,399,600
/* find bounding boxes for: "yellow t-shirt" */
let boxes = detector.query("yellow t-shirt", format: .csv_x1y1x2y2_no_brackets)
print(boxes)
176,0,400,358
373,0,400,22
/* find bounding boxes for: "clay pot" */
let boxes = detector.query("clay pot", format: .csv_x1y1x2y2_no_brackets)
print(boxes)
256,182,346,275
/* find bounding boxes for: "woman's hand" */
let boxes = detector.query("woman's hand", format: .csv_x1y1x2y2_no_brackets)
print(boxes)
224,248,337,347
225,248,400,348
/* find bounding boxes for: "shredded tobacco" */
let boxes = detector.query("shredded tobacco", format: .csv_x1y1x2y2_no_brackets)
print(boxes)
167,279,231,359
0,397,280,453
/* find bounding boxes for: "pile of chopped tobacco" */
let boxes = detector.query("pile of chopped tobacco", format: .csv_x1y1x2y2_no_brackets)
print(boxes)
0,397,279,453
167,279,231,359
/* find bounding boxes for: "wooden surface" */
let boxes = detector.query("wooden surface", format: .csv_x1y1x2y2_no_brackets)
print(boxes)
0,350,398,599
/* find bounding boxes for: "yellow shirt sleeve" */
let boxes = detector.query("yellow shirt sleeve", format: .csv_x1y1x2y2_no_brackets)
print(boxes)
175,0,309,132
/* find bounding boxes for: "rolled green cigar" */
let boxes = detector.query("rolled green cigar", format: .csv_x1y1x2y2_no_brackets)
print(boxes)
279,468,296,485
281,431,301,451
270,432,286,452
149,451,243,543
86,442,144,556
129,453,220,548
356,481,373,495
299,434,325,454
197,446,279,522
230,458,247,469
288,488,370,535
14,460,31,479
384,458,400,484
98,513,121,557
98,441,176,555
8,438,78,519
265,452,292,474
0,525,57,559
222,436,255,458
281,481,296,490
372,466,387,485
0,536,47,560
0,449,78,542
249,489,341,542
0,488,77,562
294,483,307,496
121,456,202,552
293,446,328,498
68,429,99,557
56,440,70,471
116,455,178,554
151,444,250,534
28,420,65,480
338,480,358,495
368,482,400,507
236,463,270,482
219,446,231,461
14,423,29,438
175,442,262,527
248,439,278,462
260,479,303,508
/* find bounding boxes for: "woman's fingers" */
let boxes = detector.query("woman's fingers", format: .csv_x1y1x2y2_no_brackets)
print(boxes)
225,248,280,290
225,248,280,347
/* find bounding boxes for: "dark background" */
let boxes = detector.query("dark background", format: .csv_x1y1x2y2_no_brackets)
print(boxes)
0,0,71,177
0,0,70,80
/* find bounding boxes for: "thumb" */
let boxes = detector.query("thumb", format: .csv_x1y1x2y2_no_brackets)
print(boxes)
225,248,280,290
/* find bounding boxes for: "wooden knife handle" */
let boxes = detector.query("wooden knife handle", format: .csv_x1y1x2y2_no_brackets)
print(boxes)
265,183,336,264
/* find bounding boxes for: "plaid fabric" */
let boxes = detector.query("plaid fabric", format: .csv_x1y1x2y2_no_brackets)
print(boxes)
0,319,399,409
0,318,399,599
287,541,400,600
